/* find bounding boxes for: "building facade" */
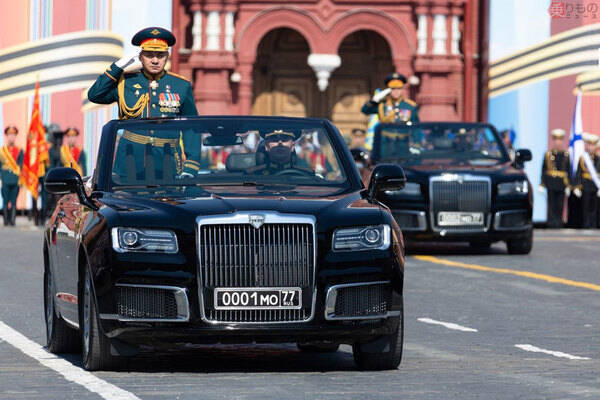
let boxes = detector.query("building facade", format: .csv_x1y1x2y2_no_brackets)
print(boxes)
171,0,488,137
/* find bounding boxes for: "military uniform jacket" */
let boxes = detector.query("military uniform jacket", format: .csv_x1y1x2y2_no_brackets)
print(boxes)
60,145,87,177
361,96,419,124
0,145,23,185
575,155,599,191
88,63,202,174
541,149,570,191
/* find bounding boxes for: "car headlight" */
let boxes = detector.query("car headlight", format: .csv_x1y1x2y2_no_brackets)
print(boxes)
332,225,391,251
497,180,529,196
385,182,421,196
111,228,178,253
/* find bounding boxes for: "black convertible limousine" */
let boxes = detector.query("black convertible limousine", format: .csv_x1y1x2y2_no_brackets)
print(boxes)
354,122,533,254
43,116,406,371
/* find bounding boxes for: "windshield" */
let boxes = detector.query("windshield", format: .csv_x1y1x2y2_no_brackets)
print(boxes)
109,119,349,194
374,124,509,166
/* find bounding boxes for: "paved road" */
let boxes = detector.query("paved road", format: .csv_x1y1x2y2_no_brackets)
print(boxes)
1,222,599,399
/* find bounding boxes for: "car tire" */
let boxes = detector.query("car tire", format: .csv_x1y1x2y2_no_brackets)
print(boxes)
297,343,340,353
506,230,533,255
352,301,403,371
44,268,80,353
81,267,120,371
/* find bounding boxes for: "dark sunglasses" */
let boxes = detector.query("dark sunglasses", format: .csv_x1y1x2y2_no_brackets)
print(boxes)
266,134,294,143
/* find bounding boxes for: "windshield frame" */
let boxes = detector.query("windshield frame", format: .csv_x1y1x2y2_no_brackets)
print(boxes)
371,122,512,165
93,116,363,194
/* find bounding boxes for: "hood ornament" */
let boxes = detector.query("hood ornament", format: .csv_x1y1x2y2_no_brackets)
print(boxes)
249,214,265,229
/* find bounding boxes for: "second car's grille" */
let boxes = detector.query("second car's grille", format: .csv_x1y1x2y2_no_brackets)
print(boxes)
334,283,391,318
431,180,488,212
200,224,314,288
115,286,178,319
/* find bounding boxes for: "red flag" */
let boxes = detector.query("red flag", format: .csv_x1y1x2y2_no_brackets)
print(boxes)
20,81,48,199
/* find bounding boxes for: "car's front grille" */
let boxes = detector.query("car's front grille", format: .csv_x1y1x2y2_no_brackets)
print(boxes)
116,286,178,319
334,283,391,318
430,175,490,231
199,219,315,323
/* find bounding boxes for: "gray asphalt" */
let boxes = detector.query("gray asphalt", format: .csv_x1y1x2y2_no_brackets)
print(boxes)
1,221,599,399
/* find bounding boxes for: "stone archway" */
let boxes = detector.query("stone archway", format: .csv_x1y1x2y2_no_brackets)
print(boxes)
251,28,316,118
326,30,395,138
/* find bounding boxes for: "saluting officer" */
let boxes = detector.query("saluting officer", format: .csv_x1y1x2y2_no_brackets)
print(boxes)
60,127,87,177
361,73,419,124
0,126,23,226
88,26,200,177
539,128,570,228
573,133,600,229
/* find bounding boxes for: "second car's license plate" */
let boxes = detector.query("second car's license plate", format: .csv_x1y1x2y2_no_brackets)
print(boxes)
214,288,302,310
438,211,484,226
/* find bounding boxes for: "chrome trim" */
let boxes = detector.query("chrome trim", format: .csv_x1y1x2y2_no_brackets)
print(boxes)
429,174,492,233
493,210,532,231
325,281,398,321
100,284,190,322
110,227,179,254
62,315,79,329
196,212,317,325
392,210,427,232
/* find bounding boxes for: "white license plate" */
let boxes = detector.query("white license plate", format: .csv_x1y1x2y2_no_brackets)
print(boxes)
214,288,302,310
437,212,484,226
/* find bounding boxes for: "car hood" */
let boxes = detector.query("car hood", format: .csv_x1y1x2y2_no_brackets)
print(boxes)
99,188,383,233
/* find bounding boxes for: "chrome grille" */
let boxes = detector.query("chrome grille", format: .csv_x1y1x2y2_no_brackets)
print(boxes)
430,175,491,231
198,213,316,324
116,286,178,319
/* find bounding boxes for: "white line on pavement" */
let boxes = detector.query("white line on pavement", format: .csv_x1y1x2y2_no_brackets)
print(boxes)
515,344,591,360
0,321,140,400
417,317,478,332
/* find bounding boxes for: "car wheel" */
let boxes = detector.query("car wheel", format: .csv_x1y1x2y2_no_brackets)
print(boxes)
44,268,80,353
81,267,120,371
506,230,533,255
352,301,403,371
297,343,340,353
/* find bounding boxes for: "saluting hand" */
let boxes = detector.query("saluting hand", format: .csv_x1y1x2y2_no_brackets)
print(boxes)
115,52,142,71
372,88,391,103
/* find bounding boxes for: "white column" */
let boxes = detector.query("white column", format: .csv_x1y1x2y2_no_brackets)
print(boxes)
206,11,221,50
192,10,202,50
224,12,235,51
432,14,447,55
307,54,341,92
417,14,428,54
451,15,461,55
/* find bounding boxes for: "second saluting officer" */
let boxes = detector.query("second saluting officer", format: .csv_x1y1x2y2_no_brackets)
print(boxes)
361,73,419,124
539,128,570,228
88,27,201,177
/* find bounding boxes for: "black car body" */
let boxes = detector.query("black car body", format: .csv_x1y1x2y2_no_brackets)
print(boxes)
43,116,406,371
354,122,533,254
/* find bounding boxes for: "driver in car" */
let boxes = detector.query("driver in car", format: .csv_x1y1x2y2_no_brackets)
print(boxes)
250,130,311,175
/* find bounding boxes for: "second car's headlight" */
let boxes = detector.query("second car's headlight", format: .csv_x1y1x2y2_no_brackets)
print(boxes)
497,180,529,196
385,182,421,196
111,228,178,253
332,225,391,251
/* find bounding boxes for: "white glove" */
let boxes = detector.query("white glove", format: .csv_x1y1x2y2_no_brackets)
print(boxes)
372,88,391,103
597,189,600,198
176,172,194,179
573,188,582,198
565,187,571,197
115,52,141,70
538,185,545,193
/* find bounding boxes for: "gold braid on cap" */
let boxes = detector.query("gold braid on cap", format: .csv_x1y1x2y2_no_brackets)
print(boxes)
117,76,149,119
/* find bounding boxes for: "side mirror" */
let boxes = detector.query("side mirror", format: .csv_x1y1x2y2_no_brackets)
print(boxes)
368,164,406,201
45,167,98,210
515,148,532,163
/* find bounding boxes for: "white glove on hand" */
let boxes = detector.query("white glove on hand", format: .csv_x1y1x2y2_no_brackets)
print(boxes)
372,88,391,103
565,187,571,197
115,52,141,70
573,188,582,198
538,185,545,193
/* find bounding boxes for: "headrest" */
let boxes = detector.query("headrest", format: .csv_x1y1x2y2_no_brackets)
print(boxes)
225,152,256,172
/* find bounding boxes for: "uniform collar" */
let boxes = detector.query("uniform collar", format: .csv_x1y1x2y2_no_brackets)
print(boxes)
142,68,166,81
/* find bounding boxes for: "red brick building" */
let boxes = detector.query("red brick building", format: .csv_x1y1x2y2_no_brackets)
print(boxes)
171,0,488,136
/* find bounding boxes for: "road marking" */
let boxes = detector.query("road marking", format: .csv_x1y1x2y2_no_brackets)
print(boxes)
414,255,600,292
417,317,478,332
536,237,600,242
515,344,591,360
0,321,140,400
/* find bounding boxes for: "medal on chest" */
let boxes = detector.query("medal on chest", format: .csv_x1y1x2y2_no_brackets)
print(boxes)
159,92,181,113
